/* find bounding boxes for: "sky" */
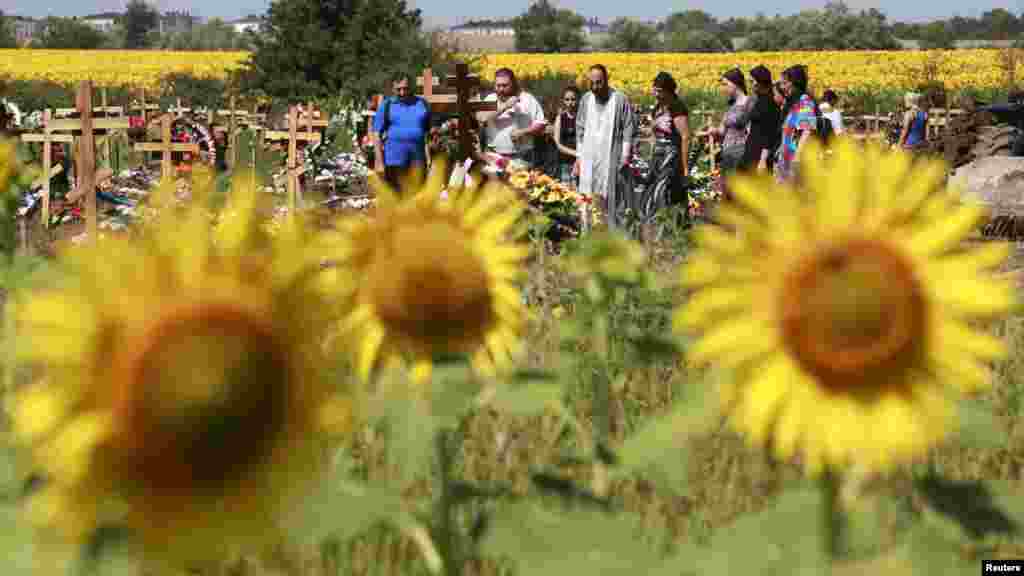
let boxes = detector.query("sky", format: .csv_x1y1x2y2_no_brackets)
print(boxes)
3,0,1023,27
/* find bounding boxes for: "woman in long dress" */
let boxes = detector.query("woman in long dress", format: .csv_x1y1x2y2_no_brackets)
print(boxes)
636,72,690,242
706,68,753,199
740,65,782,177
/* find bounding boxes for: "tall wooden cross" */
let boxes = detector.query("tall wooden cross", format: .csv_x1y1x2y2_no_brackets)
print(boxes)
20,110,74,227
417,62,496,163
133,114,201,181
45,82,131,242
263,106,322,211
129,89,159,124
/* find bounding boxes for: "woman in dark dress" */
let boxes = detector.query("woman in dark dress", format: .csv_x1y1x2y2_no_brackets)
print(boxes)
741,65,782,176
637,72,690,241
552,85,580,186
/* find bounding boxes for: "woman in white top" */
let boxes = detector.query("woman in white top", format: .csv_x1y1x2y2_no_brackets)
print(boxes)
819,89,845,135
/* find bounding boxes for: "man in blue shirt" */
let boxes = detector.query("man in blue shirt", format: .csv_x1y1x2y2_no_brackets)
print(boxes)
372,74,432,190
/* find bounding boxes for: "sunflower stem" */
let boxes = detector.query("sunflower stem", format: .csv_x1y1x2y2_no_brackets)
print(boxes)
591,313,612,497
820,468,844,566
434,427,461,576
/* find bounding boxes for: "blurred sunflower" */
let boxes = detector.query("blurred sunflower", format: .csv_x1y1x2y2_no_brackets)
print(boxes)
674,137,1014,476
321,158,529,383
8,170,355,566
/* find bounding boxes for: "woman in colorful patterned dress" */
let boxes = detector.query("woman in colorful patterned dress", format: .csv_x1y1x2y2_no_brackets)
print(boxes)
775,65,818,183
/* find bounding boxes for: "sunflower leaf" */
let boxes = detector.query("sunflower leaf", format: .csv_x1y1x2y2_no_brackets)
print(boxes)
956,398,1007,450
689,487,828,576
913,474,1020,541
388,395,438,484
291,479,410,545
479,500,667,576
622,332,682,364
428,362,480,427
487,372,564,417
0,501,37,575
900,519,977,575
78,526,137,576
610,373,716,490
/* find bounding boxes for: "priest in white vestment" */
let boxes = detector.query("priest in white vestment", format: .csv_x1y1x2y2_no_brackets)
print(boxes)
575,64,636,230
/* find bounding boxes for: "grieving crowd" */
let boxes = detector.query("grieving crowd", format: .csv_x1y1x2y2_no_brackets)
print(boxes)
370,62,929,239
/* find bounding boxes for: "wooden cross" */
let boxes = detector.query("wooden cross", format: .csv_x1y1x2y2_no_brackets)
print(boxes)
133,114,201,181
417,63,496,163
20,110,73,227
129,89,159,123
45,83,131,242
169,98,191,117
54,106,123,118
263,106,322,212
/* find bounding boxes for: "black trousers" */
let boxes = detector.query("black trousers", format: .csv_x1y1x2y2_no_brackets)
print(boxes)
383,164,425,191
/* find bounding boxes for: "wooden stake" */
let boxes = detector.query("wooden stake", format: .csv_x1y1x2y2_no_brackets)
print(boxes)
162,115,173,180
77,82,97,242
288,105,299,212
229,95,238,169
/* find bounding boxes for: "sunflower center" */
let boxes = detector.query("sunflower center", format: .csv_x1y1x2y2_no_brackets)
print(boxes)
111,302,287,500
370,220,496,356
780,238,926,393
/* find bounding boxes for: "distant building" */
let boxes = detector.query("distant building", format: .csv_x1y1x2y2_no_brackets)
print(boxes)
228,16,261,35
581,17,608,36
10,16,43,44
79,12,120,33
160,10,197,36
448,19,515,36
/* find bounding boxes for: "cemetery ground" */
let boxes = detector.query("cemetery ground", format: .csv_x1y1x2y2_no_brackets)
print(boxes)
6,78,1024,575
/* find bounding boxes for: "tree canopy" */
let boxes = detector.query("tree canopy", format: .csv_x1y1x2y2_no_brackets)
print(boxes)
38,17,108,50
0,12,16,48
513,0,586,53
245,0,429,102
123,0,159,49
604,18,658,52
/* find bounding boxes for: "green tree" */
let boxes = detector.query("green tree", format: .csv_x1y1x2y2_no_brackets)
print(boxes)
918,21,956,49
661,10,730,52
743,2,899,51
246,0,429,103
159,18,248,51
665,29,731,52
513,0,585,53
124,0,159,49
603,18,657,52
38,17,108,49
0,11,16,48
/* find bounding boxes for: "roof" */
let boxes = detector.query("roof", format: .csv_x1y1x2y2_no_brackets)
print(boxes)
450,19,515,31
81,12,121,20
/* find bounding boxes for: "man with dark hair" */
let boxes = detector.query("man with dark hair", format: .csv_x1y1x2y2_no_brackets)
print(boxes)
475,68,547,169
575,64,635,230
372,73,432,190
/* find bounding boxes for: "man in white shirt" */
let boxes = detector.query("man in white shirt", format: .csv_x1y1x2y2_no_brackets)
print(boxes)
476,68,547,170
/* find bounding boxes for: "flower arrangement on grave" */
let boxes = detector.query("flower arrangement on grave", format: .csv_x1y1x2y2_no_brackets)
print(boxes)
686,151,721,221
507,169,602,238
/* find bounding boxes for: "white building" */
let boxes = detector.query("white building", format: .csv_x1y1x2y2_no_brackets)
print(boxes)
11,17,43,45
581,18,608,36
80,12,119,32
229,16,261,35
448,20,515,36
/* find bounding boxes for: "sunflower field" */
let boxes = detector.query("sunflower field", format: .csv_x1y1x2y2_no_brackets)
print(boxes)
0,49,250,90
0,48,1018,101
475,49,1021,95
1,126,1024,576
